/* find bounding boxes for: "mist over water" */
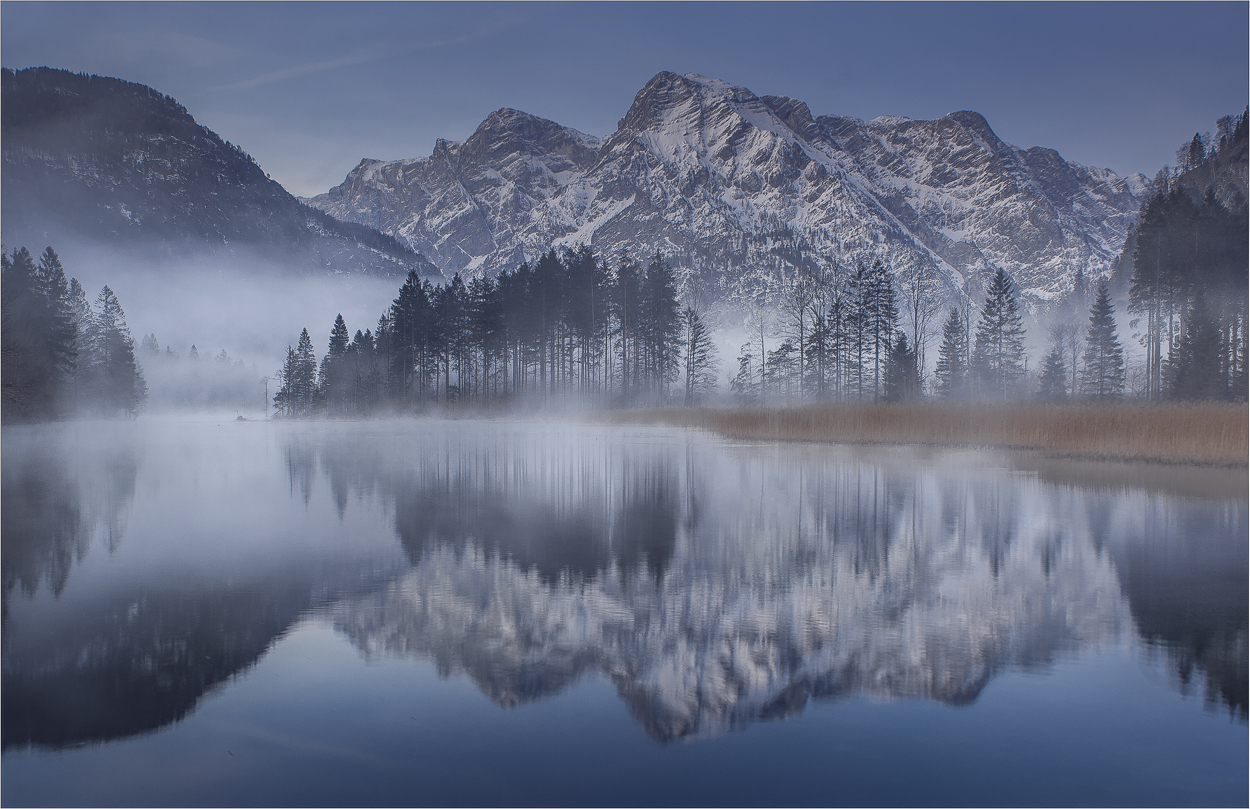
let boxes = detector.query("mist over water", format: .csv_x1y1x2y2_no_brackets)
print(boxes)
1,418,1245,806
37,240,407,370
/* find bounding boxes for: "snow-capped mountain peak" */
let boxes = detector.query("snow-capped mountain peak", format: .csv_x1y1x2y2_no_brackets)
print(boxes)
310,70,1147,305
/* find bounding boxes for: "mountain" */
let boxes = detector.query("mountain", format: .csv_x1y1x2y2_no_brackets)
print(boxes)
311,71,1148,304
1,67,438,278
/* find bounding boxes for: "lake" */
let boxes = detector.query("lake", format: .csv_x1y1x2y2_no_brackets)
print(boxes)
2,418,1246,807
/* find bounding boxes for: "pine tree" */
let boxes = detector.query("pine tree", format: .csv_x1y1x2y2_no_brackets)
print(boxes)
321,313,351,413
296,328,317,413
642,253,681,400
972,269,1027,400
1037,346,1067,402
274,346,299,417
87,286,146,417
35,247,77,408
1079,283,1126,400
864,259,900,400
883,332,921,402
1167,295,1225,400
934,308,968,400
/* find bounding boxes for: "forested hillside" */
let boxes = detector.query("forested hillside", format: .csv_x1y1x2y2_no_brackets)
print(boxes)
1124,110,1249,401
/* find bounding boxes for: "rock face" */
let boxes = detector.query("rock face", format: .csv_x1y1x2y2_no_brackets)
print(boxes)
1,67,438,278
312,71,1148,303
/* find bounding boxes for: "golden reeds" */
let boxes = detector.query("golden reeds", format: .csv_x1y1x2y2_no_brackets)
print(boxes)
605,402,1249,467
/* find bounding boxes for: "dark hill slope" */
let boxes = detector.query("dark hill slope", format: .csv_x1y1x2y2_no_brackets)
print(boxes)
1,67,438,277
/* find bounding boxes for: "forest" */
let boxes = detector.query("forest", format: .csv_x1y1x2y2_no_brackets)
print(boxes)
4,112,1246,423
1,247,146,422
267,112,1247,417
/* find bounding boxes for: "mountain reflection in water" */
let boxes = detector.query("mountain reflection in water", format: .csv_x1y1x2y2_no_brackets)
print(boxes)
1,420,1246,751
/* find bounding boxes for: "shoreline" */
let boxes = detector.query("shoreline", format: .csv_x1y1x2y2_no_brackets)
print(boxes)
601,402,1250,469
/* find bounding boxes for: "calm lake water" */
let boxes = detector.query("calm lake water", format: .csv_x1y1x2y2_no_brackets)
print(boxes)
2,418,1246,807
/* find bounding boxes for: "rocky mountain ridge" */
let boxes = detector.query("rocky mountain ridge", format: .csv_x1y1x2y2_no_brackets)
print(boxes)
312,71,1149,305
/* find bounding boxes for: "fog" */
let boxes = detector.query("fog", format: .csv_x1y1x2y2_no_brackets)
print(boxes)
47,240,411,374
36,240,418,412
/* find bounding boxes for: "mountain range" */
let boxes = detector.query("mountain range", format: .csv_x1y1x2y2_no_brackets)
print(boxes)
1,67,437,278
2,67,1155,305
311,71,1150,305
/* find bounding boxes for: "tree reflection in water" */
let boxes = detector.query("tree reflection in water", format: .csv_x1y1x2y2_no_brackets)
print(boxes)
1,422,1244,751
295,426,1246,740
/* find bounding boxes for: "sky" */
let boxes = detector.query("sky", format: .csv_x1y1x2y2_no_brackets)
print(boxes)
2,1,1247,197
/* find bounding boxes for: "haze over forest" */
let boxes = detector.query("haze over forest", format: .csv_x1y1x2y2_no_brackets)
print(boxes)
0,59,1246,421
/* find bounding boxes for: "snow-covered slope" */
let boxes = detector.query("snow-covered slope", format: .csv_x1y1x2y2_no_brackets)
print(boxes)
311,71,1147,303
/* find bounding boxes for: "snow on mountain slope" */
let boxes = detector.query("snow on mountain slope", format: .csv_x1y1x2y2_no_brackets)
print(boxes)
311,71,1147,304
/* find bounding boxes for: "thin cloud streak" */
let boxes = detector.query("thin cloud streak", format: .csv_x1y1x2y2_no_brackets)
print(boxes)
211,52,383,92
209,30,492,93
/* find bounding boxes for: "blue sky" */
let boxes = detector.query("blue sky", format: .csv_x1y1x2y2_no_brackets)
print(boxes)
3,2,1246,197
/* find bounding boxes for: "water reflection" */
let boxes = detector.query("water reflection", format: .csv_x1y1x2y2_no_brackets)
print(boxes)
1,421,1245,752
2,425,139,622
1,422,401,751
300,425,1246,740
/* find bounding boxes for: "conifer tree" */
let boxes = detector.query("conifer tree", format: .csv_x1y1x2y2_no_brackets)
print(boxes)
883,332,921,402
320,313,351,412
643,253,681,399
35,247,77,404
934,308,968,400
610,255,639,400
1167,295,1226,400
864,259,900,400
1079,283,1126,400
87,286,146,417
296,328,317,413
1037,347,1067,402
972,269,1027,400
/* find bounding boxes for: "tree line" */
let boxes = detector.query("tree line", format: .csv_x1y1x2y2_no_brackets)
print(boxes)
281,165,1238,415
275,236,1160,420
274,248,719,416
1,246,147,422
1125,111,1249,401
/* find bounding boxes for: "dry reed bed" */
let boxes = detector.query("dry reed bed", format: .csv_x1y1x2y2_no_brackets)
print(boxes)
609,402,1249,467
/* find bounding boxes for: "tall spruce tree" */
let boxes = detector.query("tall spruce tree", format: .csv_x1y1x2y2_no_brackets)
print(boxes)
642,253,681,400
1167,294,1226,400
883,332,921,402
1079,283,1126,400
86,286,146,417
320,313,351,413
934,308,968,400
35,247,77,409
1037,346,1068,402
864,259,900,400
972,269,1027,400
